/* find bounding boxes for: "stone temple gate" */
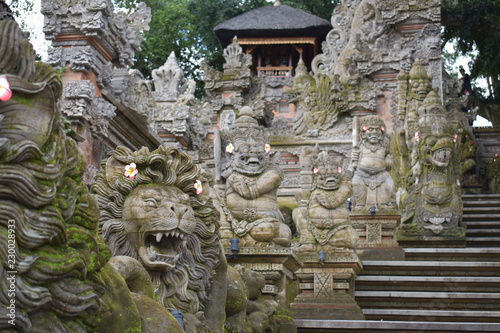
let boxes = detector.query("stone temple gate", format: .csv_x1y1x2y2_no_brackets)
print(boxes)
1,0,500,332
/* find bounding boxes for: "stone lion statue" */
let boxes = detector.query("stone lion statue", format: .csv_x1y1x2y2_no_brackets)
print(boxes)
92,145,227,332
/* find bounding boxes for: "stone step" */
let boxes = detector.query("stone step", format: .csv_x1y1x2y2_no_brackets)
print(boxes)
463,200,500,207
360,260,500,276
462,214,500,221
462,194,500,201
355,290,500,310
462,197,500,206
403,247,500,262
294,319,500,332
467,229,500,236
362,309,500,323
356,275,500,292
466,237,500,247
463,206,500,213
464,221,500,229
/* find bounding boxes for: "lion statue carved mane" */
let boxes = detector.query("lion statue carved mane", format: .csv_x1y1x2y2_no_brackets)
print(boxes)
92,145,226,327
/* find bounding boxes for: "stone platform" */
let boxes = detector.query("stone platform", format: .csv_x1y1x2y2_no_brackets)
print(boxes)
290,249,364,320
350,214,405,261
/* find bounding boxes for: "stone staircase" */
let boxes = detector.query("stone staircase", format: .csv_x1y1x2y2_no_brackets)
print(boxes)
463,194,500,247
294,194,500,332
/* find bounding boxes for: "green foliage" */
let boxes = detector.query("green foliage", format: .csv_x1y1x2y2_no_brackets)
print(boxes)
114,0,339,96
284,0,340,21
442,0,500,102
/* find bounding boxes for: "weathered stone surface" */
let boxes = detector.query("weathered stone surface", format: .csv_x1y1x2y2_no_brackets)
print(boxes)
151,52,211,149
92,145,227,332
42,0,150,70
0,16,142,333
216,106,292,247
225,265,295,333
394,87,466,243
351,115,395,212
132,293,184,333
293,150,358,253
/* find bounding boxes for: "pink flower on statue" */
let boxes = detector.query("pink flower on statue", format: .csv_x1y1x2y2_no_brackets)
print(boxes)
414,132,420,143
380,126,385,132
453,133,458,142
338,166,343,174
225,143,234,153
194,180,203,194
265,144,271,153
0,76,12,102
313,167,319,174
124,163,138,179
362,125,368,131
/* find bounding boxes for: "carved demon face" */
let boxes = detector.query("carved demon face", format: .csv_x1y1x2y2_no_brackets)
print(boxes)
232,140,268,175
411,79,432,101
121,184,197,272
421,135,454,167
361,125,384,145
315,165,341,191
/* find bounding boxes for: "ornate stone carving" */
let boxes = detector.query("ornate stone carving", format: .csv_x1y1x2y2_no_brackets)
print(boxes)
152,52,187,102
293,151,358,253
223,36,245,69
350,115,395,212
0,16,148,333
42,0,150,68
92,145,227,331
394,90,465,239
151,53,211,149
313,0,440,81
291,64,358,138
217,107,292,247
225,265,295,333
111,68,156,120
60,80,116,138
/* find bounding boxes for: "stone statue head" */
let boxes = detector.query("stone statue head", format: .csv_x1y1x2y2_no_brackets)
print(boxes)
360,115,386,145
225,106,271,175
409,59,432,101
416,91,457,168
93,145,222,314
314,151,343,191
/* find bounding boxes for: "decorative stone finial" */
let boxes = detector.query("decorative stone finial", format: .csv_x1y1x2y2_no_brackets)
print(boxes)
274,0,282,6
409,59,430,80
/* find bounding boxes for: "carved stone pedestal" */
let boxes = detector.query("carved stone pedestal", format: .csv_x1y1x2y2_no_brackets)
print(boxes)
225,247,301,306
351,215,405,261
290,249,365,320
396,228,467,248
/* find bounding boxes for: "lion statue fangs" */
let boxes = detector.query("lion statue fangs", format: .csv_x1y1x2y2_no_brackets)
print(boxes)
92,145,227,332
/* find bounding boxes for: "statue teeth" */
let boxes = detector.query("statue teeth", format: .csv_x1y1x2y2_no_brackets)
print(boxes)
156,233,163,243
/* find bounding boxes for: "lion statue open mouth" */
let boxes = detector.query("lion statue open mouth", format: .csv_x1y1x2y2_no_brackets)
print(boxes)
122,184,196,272
92,145,223,314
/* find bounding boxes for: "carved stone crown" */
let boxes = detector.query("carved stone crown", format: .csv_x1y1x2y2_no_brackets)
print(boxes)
409,59,431,81
225,106,267,144
417,91,451,134
359,115,384,128
315,151,339,170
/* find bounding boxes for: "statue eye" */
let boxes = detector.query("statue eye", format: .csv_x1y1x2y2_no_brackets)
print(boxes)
144,198,157,208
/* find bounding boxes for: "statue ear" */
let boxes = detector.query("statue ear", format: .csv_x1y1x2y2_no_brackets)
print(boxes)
106,156,127,186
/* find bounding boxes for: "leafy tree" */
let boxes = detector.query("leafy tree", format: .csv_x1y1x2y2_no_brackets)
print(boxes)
442,0,500,106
